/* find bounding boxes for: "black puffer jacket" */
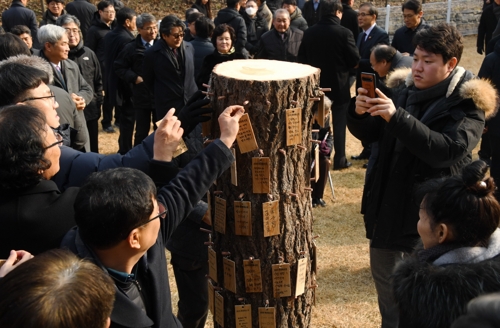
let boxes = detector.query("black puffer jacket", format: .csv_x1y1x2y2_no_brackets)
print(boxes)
393,229,500,328
242,11,269,54
290,8,308,31
347,67,497,251
68,39,103,121
255,27,303,62
85,12,115,73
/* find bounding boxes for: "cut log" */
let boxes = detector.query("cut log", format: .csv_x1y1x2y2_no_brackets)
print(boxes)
208,59,321,328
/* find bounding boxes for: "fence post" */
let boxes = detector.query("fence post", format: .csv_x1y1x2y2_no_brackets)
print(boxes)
446,0,452,23
385,4,391,33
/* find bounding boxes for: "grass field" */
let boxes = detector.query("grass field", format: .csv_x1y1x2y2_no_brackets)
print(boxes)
96,35,484,327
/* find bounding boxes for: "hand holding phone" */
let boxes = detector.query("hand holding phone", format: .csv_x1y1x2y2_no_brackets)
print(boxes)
361,72,377,98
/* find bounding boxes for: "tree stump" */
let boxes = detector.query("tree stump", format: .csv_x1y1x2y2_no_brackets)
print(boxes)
207,59,321,328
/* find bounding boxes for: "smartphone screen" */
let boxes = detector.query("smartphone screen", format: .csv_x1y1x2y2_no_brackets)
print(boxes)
361,72,377,98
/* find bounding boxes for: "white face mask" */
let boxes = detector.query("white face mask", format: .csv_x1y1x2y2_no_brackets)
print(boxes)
246,7,257,16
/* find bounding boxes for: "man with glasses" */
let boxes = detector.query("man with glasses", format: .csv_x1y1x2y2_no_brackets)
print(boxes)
104,6,137,154
61,105,244,328
391,0,427,56
114,13,158,147
85,0,116,134
37,24,93,152
40,0,67,26
65,0,97,40
57,14,103,153
351,2,389,162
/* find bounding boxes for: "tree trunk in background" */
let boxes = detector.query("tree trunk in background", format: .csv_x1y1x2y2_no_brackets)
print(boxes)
206,59,321,328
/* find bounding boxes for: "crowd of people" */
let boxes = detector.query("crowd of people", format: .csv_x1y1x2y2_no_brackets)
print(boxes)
0,0,499,327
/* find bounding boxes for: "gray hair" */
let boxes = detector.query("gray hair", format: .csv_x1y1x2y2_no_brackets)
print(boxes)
274,8,290,19
137,13,156,29
0,55,54,84
38,25,67,45
55,14,81,28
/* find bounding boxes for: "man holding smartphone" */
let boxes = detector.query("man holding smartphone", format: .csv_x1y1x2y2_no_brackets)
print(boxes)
347,23,497,328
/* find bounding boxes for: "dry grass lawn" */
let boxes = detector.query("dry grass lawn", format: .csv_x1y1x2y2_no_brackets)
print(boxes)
97,35,483,327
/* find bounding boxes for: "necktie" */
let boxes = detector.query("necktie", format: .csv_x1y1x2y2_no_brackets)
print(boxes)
359,32,367,51
145,42,151,49
54,64,67,91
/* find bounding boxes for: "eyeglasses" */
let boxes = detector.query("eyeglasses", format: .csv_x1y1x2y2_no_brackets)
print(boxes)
102,10,115,14
45,131,64,149
357,12,373,17
403,14,416,19
170,32,185,39
65,28,80,35
132,209,167,231
22,91,57,106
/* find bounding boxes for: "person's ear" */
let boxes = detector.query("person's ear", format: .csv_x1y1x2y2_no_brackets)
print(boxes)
447,57,458,73
104,317,111,328
127,229,142,250
437,223,453,244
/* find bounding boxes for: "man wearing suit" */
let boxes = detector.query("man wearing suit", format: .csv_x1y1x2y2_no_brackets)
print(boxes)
104,7,136,154
37,24,93,152
352,2,389,161
302,0,322,27
298,0,359,170
2,0,39,47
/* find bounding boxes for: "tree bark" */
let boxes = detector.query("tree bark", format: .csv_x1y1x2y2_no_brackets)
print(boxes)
207,59,321,328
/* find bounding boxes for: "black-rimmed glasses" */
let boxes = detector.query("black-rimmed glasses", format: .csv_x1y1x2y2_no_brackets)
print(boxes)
138,209,168,228
22,91,57,105
45,131,64,149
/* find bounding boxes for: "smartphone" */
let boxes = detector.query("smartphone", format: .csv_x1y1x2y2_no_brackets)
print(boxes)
361,72,377,98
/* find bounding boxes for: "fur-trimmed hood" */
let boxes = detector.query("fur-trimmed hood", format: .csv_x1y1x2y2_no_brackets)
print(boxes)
392,229,500,328
386,66,498,118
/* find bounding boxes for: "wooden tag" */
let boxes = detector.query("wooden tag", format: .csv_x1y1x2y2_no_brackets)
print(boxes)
235,304,252,328
208,280,215,315
317,94,325,127
223,257,237,293
208,247,218,283
215,291,224,327
243,259,263,293
272,263,292,298
236,113,259,153
295,257,308,296
234,201,252,236
173,138,188,158
252,157,270,194
262,200,280,237
311,240,317,274
231,148,238,186
214,197,226,234
258,307,276,328
314,144,319,182
286,108,302,146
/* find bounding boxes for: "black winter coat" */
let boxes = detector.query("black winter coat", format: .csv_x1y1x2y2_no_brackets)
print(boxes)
68,40,103,121
242,11,269,53
61,139,234,328
477,2,500,54
340,3,360,42
214,7,249,57
302,0,321,27
256,27,303,62
191,3,210,17
391,19,428,55
298,15,359,105
114,35,155,110
40,8,68,26
479,39,500,137
85,12,114,74
392,229,500,328
347,68,494,250
190,36,215,78
196,49,246,88
142,39,197,118
1,0,39,47
65,0,97,40
104,25,135,106
290,8,308,31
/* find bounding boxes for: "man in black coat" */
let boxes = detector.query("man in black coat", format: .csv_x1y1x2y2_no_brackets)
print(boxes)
477,0,500,55
340,0,360,86
256,9,303,62
2,0,39,47
190,16,215,78
104,7,136,154
391,0,427,56
85,0,116,133
214,0,249,58
298,0,359,170
114,13,157,147
65,0,97,40
58,14,103,153
61,105,244,328
282,0,308,31
302,0,322,27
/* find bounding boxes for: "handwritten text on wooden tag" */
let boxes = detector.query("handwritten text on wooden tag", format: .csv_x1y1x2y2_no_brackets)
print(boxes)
243,259,262,293
236,113,258,153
